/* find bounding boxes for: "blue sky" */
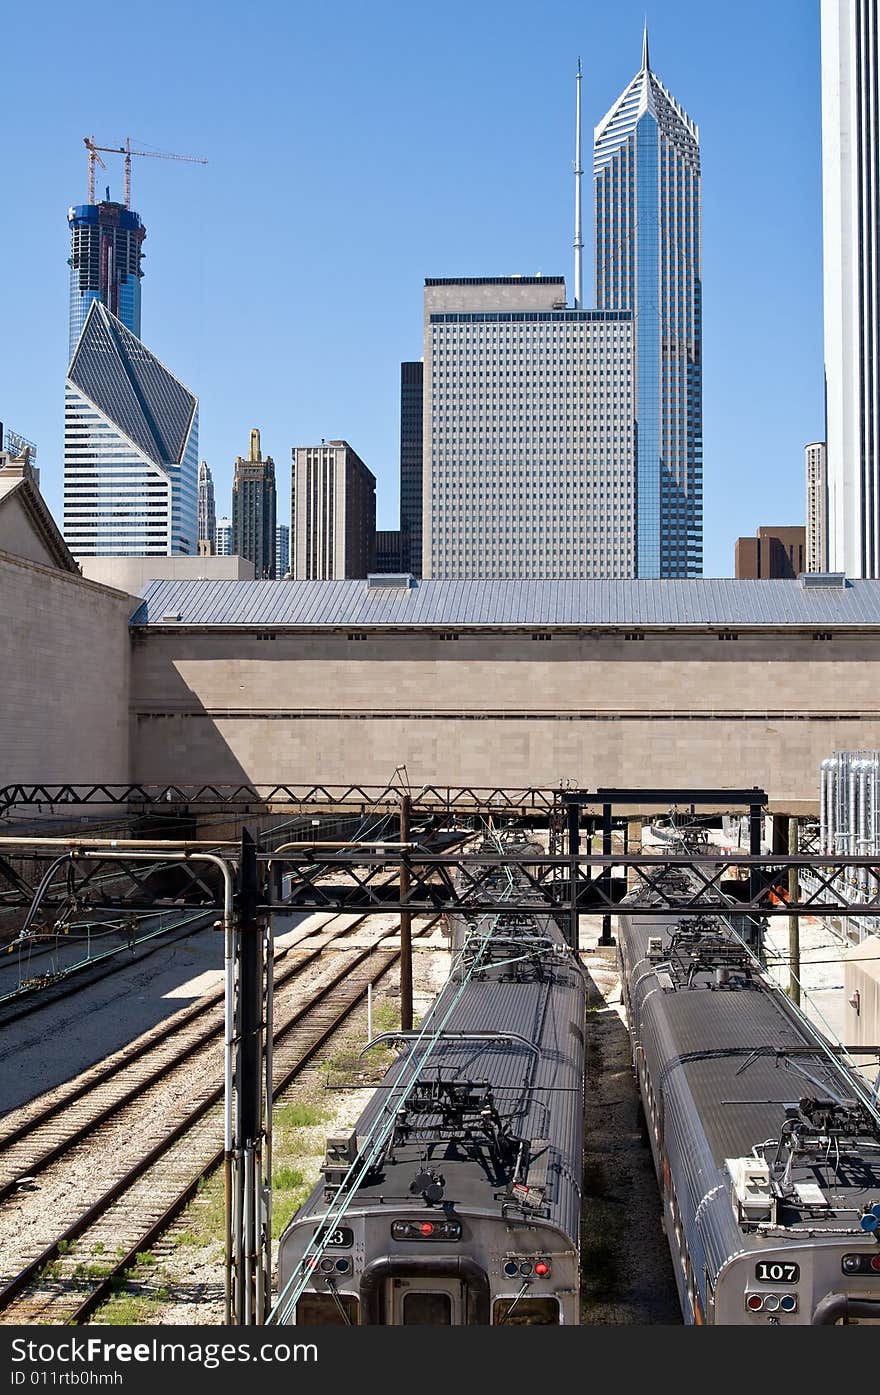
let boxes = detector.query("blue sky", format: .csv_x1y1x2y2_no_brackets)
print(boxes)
1,0,823,577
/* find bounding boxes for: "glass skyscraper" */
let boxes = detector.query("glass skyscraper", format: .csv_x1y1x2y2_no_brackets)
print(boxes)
63,301,198,555
822,0,880,576
594,30,702,577
68,201,145,361
399,361,423,576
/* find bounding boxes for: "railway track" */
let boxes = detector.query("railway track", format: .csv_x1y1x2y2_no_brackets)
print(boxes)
0,908,375,1199
0,910,442,1325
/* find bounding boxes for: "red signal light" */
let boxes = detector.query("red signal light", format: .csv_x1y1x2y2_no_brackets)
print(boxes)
871,1255,880,1273
534,1261,549,1277
746,1294,763,1311
420,1222,434,1236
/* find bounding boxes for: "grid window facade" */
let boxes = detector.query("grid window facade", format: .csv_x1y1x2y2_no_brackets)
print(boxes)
424,305,635,579
63,302,198,557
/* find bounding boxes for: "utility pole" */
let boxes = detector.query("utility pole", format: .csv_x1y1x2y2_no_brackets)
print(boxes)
399,794,413,1031
228,828,272,1324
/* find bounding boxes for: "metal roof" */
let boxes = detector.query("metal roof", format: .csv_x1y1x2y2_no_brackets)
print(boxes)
130,576,880,630
69,301,196,468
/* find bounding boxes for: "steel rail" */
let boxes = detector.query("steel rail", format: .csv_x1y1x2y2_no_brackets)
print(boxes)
0,914,441,1321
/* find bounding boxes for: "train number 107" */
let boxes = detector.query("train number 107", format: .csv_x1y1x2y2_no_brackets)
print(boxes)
755,1261,800,1283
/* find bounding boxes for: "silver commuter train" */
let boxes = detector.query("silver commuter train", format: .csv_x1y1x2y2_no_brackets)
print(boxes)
276,838,586,1325
618,895,880,1324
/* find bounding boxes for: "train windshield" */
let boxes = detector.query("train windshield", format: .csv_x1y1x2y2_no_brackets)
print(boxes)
402,1292,453,1324
387,1278,461,1324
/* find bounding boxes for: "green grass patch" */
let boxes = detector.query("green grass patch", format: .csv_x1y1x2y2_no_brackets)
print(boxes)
272,1166,305,1190
274,1101,325,1130
99,1292,164,1325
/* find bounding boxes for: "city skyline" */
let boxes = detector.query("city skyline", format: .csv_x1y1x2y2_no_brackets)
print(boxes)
2,0,823,577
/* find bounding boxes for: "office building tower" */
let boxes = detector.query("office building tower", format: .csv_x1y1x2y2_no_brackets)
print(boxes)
376,529,402,573
63,301,198,556
806,441,828,572
734,526,806,579
822,0,880,574
291,440,376,579
232,429,276,578
198,460,216,547
276,522,290,577
423,277,634,579
594,28,702,576
68,200,146,361
216,517,233,556
399,361,423,575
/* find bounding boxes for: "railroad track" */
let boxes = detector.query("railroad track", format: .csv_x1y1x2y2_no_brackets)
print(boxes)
0,907,378,1199
0,910,442,1324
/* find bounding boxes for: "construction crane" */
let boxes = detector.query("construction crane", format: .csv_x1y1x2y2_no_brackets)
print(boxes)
83,135,207,206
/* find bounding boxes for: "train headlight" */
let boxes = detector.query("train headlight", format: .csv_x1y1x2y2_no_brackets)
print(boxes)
391,1218,462,1241
842,1255,862,1274
503,1261,519,1278
762,1294,780,1312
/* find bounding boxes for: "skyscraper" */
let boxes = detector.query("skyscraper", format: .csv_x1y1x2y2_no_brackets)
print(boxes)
215,517,233,556
276,522,290,577
399,361,423,576
291,440,376,579
198,460,216,547
423,277,635,579
68,200,145,361
822,0,880,575
594,28,702,577
806,441,828,572
232,430,277,578
63,301,198,556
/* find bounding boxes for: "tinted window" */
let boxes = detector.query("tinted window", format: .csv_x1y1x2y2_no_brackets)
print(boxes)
494,1298,560,1325
402,1291,452,1325
296,1293,359,1325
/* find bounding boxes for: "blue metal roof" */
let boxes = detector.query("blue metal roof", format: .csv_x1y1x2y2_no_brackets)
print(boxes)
130,576,880,630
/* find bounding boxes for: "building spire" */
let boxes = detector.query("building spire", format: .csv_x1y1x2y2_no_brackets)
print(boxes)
642,18,650,72
249,428,261,462
573,56,583,309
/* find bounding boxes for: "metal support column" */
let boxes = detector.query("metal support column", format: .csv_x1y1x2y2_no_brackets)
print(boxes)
230,828,271,1324
599,803,615,946
748,801,764,957
788,815,801,1006
399,794,413,1031
565,798,580,951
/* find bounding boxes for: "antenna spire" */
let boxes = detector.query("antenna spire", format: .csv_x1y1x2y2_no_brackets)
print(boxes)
573,57,583,310
642,18,650,71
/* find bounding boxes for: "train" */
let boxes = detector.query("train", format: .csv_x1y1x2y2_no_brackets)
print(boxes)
618,872,880,1325
275,835,587,1325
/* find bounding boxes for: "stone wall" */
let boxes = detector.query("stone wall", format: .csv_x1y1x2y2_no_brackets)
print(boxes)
129,629,880,807
0,552,132,784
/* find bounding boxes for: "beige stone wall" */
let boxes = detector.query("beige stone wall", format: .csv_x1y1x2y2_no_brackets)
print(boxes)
843,939,880,1084
78,554,255,594
129,629,880,805
1,553,132,783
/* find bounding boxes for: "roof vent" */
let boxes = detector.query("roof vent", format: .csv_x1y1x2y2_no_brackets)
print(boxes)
161,612,182,623
799,572,848,588
366,573,415,590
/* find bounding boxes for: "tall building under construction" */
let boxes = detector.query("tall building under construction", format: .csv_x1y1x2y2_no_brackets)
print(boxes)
68,200,146,361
